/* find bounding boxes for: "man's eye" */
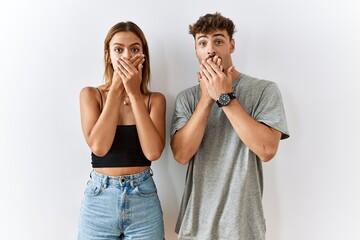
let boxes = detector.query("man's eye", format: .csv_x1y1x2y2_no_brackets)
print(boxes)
199,42,206,47
215,40,223,45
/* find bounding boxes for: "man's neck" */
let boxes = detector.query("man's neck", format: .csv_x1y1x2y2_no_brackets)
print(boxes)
231,69,241,82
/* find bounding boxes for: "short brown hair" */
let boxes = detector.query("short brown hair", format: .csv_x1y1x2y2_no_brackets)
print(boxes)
189,12,236,40
103,21,151,94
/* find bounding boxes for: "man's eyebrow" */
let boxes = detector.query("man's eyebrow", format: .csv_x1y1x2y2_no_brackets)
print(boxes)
212,33,226,38
196,35,209,41
196,33,226,41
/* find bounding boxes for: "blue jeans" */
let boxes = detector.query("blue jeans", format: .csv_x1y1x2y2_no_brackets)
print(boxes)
78,168,164,240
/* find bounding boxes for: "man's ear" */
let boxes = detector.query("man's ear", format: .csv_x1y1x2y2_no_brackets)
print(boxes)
230,39,235,53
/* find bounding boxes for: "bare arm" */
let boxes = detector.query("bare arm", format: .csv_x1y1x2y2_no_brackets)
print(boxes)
170,96,213,165
171,58,225,165
130,93,166,161
222,100,282,161
79,80,124,157
117,56,166,161
171,67,217,164
201,58,282,162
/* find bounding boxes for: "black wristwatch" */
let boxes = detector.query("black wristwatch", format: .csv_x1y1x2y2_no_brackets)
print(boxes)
216,92,236,107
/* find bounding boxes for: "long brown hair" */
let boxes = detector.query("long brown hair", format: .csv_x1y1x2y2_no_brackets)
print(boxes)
103,21,151,94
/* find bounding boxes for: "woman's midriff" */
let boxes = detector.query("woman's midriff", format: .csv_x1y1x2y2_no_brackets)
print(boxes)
94,166,149,177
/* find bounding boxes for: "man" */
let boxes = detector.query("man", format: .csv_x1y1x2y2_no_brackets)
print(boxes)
171,12,289,240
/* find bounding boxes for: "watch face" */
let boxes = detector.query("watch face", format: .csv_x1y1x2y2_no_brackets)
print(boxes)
218,93,231,106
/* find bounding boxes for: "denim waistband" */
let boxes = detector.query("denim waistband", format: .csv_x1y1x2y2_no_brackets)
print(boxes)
90,168,153,188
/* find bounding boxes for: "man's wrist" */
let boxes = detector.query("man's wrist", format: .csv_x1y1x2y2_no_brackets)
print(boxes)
198,96,215,109
216,92,236,107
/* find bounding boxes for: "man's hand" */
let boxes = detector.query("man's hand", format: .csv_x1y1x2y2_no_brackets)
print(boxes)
198,56,224,104
200,56,234,101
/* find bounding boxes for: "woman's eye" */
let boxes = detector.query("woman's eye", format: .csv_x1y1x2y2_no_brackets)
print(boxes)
115,48,122,53
131,48,140,53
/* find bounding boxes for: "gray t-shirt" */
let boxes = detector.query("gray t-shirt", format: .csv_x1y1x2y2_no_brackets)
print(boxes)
171,73,289,240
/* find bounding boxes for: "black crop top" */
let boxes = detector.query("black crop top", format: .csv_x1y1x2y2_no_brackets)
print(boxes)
92,125,150,168
91,88,151,168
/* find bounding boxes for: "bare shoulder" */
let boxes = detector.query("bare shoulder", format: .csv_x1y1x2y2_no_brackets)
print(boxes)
80,86,104,100
148,92,166,113
80,86,97,97
80,86,102,107
150,92,166,104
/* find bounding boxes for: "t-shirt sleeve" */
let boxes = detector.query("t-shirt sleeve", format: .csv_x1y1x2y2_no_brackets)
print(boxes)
254,82,290,139
170,91,193,137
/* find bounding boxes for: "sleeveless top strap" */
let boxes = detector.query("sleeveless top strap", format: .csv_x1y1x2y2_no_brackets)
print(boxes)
96,88,104,112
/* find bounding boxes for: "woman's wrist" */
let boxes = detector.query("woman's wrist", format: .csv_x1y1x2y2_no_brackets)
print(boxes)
109,82,124,98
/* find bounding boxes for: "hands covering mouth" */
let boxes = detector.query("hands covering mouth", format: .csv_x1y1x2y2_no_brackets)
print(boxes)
205,55,225,73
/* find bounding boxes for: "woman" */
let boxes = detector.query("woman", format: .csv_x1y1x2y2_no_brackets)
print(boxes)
78,21,165,239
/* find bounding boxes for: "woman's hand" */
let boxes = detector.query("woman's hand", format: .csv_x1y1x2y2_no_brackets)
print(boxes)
116,54,145,96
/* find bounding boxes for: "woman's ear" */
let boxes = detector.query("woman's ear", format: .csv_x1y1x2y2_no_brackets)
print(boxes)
104,50,111,63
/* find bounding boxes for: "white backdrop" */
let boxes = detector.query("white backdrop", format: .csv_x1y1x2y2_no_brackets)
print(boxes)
1,0,359,239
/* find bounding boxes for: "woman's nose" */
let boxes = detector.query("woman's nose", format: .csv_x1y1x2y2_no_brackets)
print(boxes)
122,49,131,60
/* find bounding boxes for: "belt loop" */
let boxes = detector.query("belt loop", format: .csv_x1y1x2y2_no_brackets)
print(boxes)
130,181,137,188
102,176,108,189
120,177,126,186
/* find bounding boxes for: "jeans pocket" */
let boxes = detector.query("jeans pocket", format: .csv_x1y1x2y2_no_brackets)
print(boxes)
134,177,157,197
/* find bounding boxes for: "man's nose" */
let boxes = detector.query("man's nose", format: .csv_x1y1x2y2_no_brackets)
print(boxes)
207,45,216,57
